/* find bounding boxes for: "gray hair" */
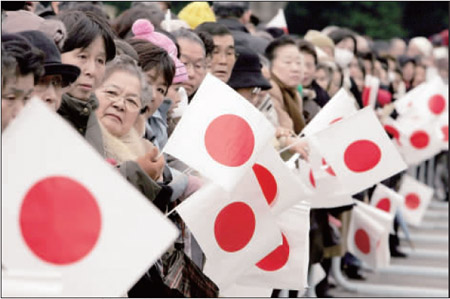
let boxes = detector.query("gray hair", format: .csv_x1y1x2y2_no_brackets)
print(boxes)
103,54,152,109
172,28,206,55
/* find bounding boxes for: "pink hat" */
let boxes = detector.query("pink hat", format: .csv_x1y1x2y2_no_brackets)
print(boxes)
132,19,188,84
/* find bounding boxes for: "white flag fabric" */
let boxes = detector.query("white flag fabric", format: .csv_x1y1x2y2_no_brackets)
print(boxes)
163,74,276,192
308,107,407,195
348,202,392,269
238,202,310,290
397,175,434,227
395,117,443,166
2,99,178,297
395,77,448,118
295,149,354,209
370,184,404,218
362,75,380,108
253,145,311,215
266,8,288,33
220,283,273,297
435,114,449,150
380,116,402,146
175,178,282,289
302,88,358,137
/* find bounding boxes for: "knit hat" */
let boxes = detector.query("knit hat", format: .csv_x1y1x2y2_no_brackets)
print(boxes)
178,2,216,29
132,19,188,84
304,30,335,51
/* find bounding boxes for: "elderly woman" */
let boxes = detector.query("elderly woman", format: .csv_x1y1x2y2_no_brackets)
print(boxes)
94,54,163,181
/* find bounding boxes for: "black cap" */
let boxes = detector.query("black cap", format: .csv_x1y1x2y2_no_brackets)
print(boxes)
18,30,80,86
228,46,272,91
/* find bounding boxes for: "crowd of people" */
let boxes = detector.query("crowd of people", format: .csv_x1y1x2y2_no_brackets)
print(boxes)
2,1,448,297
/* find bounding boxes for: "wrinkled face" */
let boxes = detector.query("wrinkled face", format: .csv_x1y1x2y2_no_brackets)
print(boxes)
61,36,106,101
32,74,67,111
301,52,315,87
271,44,302,88
146,68,168,116
211,34,236,83
315,68,330,92
95,70,142,137
178,37,207,97
1,73,34,131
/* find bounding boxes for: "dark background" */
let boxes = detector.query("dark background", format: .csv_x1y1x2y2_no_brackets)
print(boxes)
106,1,449,40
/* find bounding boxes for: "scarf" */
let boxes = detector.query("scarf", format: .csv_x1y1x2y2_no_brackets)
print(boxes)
271,73,306,134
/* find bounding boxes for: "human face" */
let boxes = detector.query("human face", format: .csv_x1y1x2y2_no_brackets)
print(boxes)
412,65,426,88
1,74,34,131
402,62,415,82
211,35,236,83
61,36,106,101
32,74,67,111
301,52,315,87
95,70,142,137
146,68,169,116
271,45,302,88
236,87,267,107
166,82,183,114
315,68,330,92
336,37,355,53
178,38,207,97
328,70,342,97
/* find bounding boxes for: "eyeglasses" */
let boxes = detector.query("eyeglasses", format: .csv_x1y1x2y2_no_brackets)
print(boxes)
180,55,206,72
101,88,141,112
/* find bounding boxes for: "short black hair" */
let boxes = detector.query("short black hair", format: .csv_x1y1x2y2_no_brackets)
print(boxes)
265,35,297,62
127,38,175,90
212,2,250,19
196,31,215,58
195,22,232,37
328,28,358,55
58,10,116,62
2,33,45,82
298,39,318,66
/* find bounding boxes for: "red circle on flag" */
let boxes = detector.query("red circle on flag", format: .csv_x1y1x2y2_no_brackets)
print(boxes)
405,193,420,210
354,228,370,254
376,197,391,212
410,130,429,149
256,233,290,271
252,164,277,206
19,176,101,265
384,125,400,141
204,114,255,167
322,158,336,176
329,117,343,125
344,140,382,173
428,94,446,115
441,125,448,142
214,202,255,252
309,169,316,188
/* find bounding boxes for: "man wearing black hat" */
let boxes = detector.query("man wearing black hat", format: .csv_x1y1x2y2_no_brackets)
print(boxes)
18,30,80,111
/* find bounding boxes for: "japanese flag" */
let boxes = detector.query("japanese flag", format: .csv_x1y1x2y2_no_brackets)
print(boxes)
175,177,282,289
435,114,449,150
380,116,402,146
397,175,434,227
395,77,448,118
362,75,380,108
253,145,312,215
163,74,276,192
302,88,358,136
294,148,355,209
370,184,404,219
2,99,178,297
348,202,392,269
395,117,443,166
308,107,407,195
238,202,310,290
266,8,288,34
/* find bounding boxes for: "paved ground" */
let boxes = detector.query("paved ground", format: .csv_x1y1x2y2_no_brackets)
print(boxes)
327,199,448,298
